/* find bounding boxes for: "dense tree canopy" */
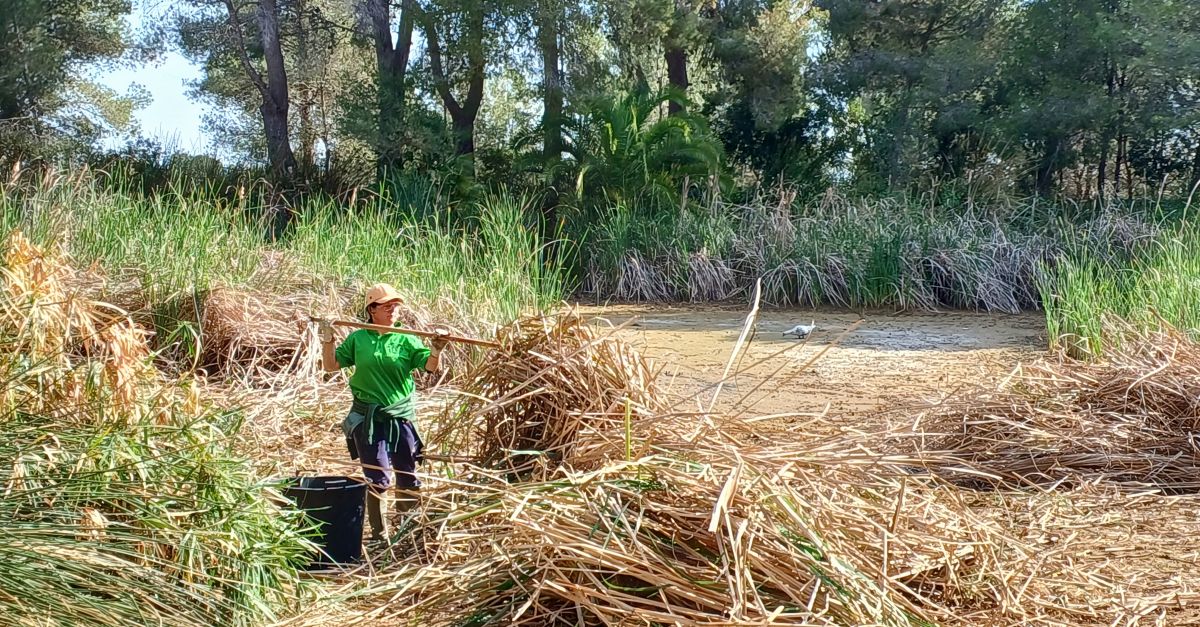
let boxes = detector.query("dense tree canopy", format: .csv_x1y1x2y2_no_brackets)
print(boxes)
3,0,1198,203
0,0,140,155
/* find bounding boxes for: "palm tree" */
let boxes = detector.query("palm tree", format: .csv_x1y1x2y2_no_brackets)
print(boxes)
565,87,725,209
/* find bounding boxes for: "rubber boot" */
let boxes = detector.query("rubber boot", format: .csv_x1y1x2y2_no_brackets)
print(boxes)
366,491,389,543
393,488,420,515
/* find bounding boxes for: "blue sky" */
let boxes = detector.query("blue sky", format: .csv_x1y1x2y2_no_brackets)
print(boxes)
97,4,208,153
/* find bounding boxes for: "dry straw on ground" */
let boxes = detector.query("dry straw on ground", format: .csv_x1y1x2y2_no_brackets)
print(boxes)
286,306,1200,627
198,269,469,387
351,457,981,625
899,325,1200,493
330,413,1200,626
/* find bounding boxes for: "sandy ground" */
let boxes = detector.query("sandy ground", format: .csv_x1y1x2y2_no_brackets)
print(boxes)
577,304,1047,424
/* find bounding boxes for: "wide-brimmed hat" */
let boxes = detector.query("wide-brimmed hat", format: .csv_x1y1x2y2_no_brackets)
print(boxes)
364,282,404,308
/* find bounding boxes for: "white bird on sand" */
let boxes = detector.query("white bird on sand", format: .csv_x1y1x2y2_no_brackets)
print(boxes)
783,320,816,339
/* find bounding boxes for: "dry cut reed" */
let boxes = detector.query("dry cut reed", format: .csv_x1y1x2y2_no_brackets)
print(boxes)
903,325,1200,492
427,311,669,478
311,310,1200,627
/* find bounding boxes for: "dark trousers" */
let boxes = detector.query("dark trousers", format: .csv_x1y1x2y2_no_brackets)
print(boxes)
351,419,423,493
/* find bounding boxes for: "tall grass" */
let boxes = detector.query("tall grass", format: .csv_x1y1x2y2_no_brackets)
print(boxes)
581,191,1200,358
287,192,567,324
582,192,1069,311
1,172,569,335
0,171,263,299
0,230,316,626
1042,226,1200,357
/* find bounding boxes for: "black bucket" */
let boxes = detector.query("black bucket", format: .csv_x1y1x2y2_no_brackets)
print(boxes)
284,475,366,568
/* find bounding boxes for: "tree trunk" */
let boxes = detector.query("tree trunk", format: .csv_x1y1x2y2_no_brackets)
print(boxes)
1114,131,1124,199
221,0,295,239
664,45,688,115
538,0,563,224
1124,135,1133,202
451,116,475,156
297,87,316,171
261,99,294,175
935,130,957,177
422,5,484,164
1035,138,1060,197
1191,141,1200,192
889,93,913,187
256,0,296,178
369,0,415,173
319,67,334,171
1098,3,1119,202
1098,139,1109,202
294,0,314,171
538,0,563,166
222,0,296,179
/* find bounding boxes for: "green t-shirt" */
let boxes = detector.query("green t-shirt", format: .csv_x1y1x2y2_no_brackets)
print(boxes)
334,329,431,407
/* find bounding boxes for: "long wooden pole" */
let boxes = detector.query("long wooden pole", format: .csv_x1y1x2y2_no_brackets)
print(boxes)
309,316,500,349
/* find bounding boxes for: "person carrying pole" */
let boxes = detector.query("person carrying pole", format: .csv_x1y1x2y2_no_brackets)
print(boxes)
318,282,449,545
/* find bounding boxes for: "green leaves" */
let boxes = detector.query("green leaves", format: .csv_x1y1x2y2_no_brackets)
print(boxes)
0,0,133,160
568,87,725,209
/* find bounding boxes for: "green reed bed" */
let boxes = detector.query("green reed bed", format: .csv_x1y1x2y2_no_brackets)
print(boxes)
1,175,568,335
1043,225,1200,357
583,194,1067,312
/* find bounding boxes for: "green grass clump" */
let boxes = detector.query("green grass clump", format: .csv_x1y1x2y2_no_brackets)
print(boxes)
1,174,569,338
0,412,317,627
1042,225,1200,357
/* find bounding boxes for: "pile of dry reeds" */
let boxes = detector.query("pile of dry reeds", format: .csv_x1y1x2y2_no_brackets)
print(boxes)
359,450,991,626
199,285,333,379
200,278,465,388
289,308,1200,627
334,413,1200,626
325,314,997,625
1,232,162,420
426,311,669,477
899,325,1200,492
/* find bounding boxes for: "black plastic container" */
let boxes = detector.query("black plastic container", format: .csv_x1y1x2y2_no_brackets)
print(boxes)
284,475,366,568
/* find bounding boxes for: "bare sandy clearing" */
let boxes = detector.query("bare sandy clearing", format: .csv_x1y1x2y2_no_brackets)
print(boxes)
577,304,1046,423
